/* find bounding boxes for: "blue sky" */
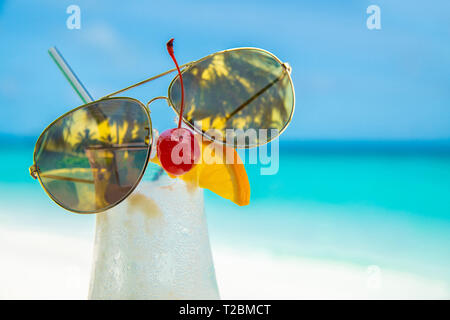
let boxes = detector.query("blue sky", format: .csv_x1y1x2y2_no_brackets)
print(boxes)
0,0,449,140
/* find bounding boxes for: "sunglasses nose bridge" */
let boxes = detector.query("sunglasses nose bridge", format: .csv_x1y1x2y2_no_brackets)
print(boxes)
146,96,169,111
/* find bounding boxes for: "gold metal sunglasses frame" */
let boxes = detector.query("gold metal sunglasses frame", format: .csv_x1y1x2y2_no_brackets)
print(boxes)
101,47,295,147
29,47,295,214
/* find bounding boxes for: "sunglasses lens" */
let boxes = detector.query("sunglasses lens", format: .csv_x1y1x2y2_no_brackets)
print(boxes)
34,98,151,213
168,48,294,147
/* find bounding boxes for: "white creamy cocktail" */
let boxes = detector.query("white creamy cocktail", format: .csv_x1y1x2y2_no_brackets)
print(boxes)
89,167,220,299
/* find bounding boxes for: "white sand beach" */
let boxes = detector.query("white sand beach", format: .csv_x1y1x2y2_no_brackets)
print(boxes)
0,226,448,299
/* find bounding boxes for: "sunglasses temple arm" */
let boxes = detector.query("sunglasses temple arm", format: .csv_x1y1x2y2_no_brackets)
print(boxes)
48,46,94,103
101,62,193,99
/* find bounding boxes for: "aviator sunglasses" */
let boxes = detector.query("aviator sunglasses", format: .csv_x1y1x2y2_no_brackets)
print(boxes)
29,41,295,214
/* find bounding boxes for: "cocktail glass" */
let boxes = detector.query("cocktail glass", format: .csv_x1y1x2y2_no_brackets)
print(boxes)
88,164,220,299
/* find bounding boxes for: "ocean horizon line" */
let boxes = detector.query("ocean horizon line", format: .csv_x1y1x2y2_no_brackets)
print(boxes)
2,133,450,153
278,139,450,154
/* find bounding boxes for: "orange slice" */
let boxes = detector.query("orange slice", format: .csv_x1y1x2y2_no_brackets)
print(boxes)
151,140,250,206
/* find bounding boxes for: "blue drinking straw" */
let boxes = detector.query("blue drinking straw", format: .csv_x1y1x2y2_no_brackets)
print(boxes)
48,46,163,177
48,46,94,103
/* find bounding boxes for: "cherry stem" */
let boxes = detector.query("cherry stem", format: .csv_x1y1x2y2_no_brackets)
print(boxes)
167,38,184,129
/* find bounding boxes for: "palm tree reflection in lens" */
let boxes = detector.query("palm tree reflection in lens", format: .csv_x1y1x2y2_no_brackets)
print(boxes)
168,49,294,147
34,98,151,213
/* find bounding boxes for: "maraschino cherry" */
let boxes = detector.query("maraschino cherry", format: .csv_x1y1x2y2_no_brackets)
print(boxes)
157,39,200,176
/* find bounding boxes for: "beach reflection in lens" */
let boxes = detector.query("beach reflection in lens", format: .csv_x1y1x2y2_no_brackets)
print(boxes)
34,98,151,213
168,48,294,147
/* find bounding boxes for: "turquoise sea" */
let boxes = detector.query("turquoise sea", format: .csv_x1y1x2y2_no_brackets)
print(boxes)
1,139,449,285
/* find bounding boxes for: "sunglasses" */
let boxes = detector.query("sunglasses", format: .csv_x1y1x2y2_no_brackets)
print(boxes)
29,47,295,214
